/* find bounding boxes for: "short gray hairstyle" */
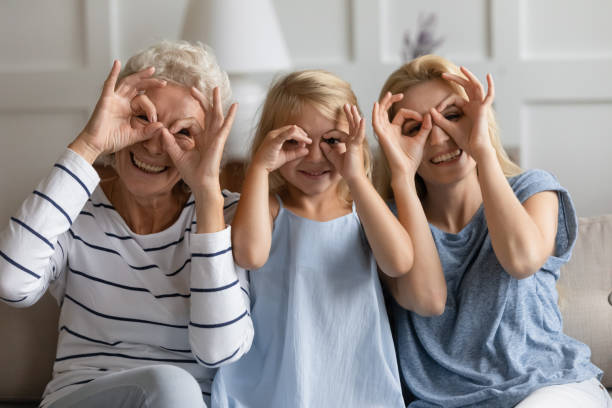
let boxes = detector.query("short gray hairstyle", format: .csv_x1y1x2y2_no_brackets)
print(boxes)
118,40,232,111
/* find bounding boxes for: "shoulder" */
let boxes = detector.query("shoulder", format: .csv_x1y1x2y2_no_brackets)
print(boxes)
508,169,565,203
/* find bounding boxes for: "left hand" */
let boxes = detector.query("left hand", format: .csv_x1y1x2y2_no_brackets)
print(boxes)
320,104,367,184
430,67,495,162
162,86,238,193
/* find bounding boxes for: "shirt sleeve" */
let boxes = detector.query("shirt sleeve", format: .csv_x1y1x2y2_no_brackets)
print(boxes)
0,148,100,307
188,191,253,368
510,169,578,276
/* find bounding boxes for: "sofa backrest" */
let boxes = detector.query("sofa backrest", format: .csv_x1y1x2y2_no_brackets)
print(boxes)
558,215,612,388
0,215,610,402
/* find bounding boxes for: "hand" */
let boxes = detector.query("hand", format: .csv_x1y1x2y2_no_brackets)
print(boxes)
431,67,495,162
372,92,432,179
320,104,366,183
252,125,312,173
71,60,167,162
161,87,237,193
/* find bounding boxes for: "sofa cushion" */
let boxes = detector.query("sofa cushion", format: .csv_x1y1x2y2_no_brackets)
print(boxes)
558,215,612,388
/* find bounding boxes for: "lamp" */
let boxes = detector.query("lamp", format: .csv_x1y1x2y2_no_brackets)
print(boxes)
182,0,291,162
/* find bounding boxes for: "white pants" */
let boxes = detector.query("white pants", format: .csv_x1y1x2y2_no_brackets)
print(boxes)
516,378,612,408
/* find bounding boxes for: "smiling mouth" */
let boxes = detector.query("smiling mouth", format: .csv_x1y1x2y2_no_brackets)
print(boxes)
130,153,168,174
431,149,462,165
299,170,330,177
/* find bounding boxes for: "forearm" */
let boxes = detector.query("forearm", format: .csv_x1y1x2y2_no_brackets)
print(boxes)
188,227,253,367
388,175,446,316
477,151,553,278
231,164,272,269
0,149,99,306
194,183,226,234
348,175,413,278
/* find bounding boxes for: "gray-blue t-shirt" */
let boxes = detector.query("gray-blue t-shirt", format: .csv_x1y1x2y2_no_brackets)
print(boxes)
390,169,602,408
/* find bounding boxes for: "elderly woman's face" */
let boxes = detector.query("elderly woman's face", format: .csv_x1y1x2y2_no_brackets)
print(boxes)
114,83,205,200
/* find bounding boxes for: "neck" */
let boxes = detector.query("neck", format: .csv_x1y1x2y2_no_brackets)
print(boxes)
422,171,483,234
102,178,189,235
281,185,351,222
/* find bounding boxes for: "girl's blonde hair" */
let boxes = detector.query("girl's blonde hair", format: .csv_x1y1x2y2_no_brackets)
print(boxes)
250,69,372,202
376,54,522,199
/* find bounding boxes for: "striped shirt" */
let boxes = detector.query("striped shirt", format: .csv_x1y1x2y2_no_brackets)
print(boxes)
0,149,253,406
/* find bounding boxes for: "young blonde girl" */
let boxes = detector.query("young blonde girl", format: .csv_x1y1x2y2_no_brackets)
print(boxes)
374,54,609,407
211,70,446,407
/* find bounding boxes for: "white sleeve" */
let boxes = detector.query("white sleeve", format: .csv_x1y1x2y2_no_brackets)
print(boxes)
0,149,100,307
188,223,253,368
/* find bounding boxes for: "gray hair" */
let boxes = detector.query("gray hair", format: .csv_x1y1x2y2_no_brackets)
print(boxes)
118,40,232,111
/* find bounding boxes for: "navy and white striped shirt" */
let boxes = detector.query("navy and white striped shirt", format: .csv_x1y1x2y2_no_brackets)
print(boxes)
0,148,253,406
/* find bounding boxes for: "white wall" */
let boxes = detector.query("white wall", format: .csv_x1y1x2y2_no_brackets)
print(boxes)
1,0,611,217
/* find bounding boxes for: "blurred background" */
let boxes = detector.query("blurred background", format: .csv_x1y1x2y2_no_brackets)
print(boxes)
1,0,611,219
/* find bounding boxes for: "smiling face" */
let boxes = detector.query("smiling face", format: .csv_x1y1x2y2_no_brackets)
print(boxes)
396,78,477,189
114,83,204,201
278,103,348,198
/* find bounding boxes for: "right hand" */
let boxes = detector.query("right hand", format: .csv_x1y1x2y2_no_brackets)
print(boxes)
70,60,167,162
372,92,432,179
252,125,312,173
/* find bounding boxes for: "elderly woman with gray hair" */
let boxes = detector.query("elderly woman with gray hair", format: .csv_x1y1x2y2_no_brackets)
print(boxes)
0,41,253,407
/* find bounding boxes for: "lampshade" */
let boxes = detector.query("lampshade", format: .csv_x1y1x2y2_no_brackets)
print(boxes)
182,0,291,74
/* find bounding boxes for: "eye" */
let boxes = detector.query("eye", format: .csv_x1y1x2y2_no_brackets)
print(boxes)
323,137,340,145
403,123,421,136
136,114,149,122
176,128,191,137
444,111,462,121
285,139,298,145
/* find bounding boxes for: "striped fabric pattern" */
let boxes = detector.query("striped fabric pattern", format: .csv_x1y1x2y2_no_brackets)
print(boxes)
0,148,253,406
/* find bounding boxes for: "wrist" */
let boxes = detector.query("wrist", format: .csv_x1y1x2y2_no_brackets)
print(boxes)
391,173,418,193
68,135,102,164
345,173,370,190
471,144,496,164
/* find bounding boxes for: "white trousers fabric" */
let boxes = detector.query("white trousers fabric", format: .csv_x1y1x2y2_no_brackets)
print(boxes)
46,365,206,408
516,377,612,408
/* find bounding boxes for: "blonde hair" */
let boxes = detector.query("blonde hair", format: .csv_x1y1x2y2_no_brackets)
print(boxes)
250,70,372,202
118,40,231,111
376,54,522,199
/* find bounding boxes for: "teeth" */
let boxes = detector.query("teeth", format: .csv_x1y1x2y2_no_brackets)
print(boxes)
132,155,166,173
303,171,327,176
431,149,461,164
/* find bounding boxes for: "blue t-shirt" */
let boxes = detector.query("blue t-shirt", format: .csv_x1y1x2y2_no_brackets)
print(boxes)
390,169,602,408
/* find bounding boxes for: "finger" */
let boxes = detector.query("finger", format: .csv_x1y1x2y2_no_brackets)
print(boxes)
353,116,366,145
343,104,355,130
279,127,312,146
116,66,155,96
414,113,433,143
160,128,185,164
212,87,224,124
441,72,469,89
460,66,485,100
319,142,342,169
102,60,121,96
267,124,302,140
436,94,466,113
483,73,495,106
131,94,158,123
132,78,167,92
430,107,460,138
190,86,209,111
392,108,423,126
283,146,310,163
381,92,404,112
219,102,238,136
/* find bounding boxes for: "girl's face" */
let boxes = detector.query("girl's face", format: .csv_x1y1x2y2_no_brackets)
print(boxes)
395,78,477,188
278,103,348,198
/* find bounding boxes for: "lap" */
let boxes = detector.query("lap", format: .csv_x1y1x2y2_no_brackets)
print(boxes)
47,365,206,408
516,378,612,408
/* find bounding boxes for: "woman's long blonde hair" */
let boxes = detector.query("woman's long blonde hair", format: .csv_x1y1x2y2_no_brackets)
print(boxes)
376,54,522,199
250,69,372,202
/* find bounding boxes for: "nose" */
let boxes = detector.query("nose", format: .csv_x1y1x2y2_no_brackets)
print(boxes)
304,142,324,162
428,124,450,146
141,131,165,155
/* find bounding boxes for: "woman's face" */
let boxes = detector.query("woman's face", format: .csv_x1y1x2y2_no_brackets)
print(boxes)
114,83,204,201
395,78,477,188
278,104,347,198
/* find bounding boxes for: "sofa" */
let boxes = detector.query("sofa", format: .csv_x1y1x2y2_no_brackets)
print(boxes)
1,215,611,406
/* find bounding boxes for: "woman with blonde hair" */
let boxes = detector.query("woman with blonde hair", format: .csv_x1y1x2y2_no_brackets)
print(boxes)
0,41,253,407
211,69,445,407
373,54,609,407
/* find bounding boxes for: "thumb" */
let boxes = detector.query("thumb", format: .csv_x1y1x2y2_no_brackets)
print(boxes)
320,142,342,170
161,128,184,165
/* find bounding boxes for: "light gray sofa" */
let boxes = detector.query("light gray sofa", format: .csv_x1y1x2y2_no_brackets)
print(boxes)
1,215,610,406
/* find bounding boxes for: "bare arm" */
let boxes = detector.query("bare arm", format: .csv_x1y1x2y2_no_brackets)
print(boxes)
372,96,446,316
231,125,310,270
